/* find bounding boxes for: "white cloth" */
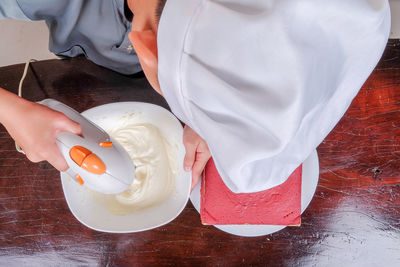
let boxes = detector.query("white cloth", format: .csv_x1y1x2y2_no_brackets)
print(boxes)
157,0,391,193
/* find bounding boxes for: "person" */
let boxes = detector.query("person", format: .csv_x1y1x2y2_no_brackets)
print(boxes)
0,0,211,191
131,0,391,193
0,0,391,193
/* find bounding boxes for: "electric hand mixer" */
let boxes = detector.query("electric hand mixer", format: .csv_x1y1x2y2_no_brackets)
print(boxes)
38,99,135,194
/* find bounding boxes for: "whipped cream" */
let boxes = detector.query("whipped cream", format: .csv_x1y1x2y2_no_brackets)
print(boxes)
91,122,176,214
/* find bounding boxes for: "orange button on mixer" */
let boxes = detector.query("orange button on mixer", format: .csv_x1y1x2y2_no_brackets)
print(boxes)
69,146,106,175
75,174,84,185
99,142,113,147
70,146,91,166
81,154,106,175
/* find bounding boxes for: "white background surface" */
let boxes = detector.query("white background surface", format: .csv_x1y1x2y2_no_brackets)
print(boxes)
390,0,400,38
0,1,399,67
0,19,57,67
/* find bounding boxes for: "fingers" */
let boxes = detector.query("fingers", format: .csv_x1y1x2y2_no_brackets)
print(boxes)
182,124,201,171
191,156,207,192
30,113,78,171
183,125,197,171
56,115,82,135
190,144,211,192
50,116,80,171
183,141,196,172
45,144,69,171
24,143,68,171
50,114,80,170
182,125,212,191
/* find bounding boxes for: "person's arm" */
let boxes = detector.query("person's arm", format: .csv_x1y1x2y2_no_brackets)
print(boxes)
0,88,81,170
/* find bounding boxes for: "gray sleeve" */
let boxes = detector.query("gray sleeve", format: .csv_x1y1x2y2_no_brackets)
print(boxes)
0,0,30,20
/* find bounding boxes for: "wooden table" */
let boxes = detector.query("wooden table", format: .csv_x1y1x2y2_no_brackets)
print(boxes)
0,40,399,266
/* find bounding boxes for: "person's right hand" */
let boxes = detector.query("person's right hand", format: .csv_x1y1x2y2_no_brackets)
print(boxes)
1,96,81,171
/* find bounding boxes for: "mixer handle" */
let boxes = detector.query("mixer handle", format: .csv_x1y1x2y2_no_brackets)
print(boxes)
38,99,110,143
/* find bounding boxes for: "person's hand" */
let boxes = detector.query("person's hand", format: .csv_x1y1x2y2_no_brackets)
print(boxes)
2,98,81,171
182,125,211,191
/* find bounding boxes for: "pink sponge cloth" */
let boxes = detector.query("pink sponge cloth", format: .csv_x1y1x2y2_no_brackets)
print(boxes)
200,158,302,225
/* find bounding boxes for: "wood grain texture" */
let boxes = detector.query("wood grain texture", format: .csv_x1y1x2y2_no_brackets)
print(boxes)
0,38,399,266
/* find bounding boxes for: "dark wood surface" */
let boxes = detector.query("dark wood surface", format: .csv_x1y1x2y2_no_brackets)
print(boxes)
0,39,399,266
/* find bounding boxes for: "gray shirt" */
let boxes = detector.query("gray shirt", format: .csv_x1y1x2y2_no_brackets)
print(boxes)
0,0,141,74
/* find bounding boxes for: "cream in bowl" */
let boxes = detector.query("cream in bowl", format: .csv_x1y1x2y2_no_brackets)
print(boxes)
60,102,191,233
90,123,177,215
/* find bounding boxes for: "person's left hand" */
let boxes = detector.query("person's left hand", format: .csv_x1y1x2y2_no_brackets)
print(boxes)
182,125,211,192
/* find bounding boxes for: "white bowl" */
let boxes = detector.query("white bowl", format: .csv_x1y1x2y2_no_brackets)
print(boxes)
60,102,191,233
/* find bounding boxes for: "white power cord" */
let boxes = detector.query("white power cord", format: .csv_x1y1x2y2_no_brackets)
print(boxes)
15,59,37,154
18,59,37,97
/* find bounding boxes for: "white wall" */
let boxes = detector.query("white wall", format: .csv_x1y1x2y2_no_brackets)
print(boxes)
390,0,400,38
0,19,57,67
0,1,399,67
